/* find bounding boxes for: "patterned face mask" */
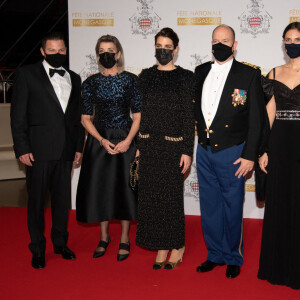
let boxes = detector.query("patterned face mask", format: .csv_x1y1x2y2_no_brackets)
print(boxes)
99,52,117,69
155,48,173,65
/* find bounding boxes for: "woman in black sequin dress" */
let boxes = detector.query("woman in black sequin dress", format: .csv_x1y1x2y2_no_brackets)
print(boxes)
136,28,194,269
258,22,300,289
76,35,141,261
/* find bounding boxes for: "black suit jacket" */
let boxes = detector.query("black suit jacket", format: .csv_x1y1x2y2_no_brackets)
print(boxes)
11,61,85,161
194,59,265,161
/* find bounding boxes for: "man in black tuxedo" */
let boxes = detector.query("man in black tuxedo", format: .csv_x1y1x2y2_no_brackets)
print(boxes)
11,32,84,269
194,25,265,278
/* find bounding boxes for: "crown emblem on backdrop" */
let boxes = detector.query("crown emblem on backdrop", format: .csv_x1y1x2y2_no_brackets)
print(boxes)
129,0,161,39
238,0,272,38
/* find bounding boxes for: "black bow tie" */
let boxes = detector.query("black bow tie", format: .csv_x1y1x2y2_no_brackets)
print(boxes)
49,68,65,77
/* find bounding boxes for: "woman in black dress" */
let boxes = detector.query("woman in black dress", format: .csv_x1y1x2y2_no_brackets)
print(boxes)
136,28,194,270
258,22,300,289
76,35,141,261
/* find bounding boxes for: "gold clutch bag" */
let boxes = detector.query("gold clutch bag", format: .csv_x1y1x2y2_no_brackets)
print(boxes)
129,156,139,191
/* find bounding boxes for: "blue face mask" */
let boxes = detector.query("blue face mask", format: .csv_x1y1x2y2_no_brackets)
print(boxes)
285,43,300,59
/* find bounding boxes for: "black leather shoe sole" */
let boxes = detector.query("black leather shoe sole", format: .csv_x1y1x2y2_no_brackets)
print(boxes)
93,250,106,258
117,253,129,261
226,265,240,279
31,256,45,269
54,247,76,260
196,260,225,272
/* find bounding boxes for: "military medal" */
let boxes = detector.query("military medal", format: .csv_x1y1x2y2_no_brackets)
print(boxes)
232,89,247,106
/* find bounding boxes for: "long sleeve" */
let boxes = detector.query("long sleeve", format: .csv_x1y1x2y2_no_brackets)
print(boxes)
182,72,195,157
130,75,142,114
81,77,94,116
241,68,266,161
75,75,85,153
10,68,31,158
136,69,147,150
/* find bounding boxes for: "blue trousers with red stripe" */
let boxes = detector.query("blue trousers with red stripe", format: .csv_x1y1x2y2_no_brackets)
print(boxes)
196,143,245,266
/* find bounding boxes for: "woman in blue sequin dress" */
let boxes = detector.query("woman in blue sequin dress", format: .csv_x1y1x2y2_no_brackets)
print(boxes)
76,35,141,261
258,22,300,289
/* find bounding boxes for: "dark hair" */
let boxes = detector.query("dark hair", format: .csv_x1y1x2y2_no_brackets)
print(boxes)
41,32,66,50
212,24,235,41
155,27,179,48
282,22,300,39
95,34,124,67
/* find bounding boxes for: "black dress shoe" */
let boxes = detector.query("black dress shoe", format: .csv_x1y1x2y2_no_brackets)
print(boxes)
54,246,76,260
93,237,111,259
196,260,225,272
117,241,130,261
226,265,240,279
31,255,45,269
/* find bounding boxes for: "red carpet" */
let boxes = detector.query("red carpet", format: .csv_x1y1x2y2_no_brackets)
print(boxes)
0,207,299,300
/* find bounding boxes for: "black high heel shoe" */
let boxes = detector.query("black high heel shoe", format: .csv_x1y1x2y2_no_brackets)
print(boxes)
117,240,130,261
93,236,111,258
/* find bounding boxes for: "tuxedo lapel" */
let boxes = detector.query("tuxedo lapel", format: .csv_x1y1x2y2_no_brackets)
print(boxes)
65,70,75,113
212,59,239,125
38,63,64,113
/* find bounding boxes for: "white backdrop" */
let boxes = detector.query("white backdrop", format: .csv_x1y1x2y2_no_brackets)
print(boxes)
68,0,300,218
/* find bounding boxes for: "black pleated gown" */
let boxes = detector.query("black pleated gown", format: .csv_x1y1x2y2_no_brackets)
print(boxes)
258,75,300,289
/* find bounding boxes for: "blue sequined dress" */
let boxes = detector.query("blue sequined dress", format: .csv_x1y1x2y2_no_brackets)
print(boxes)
76,71,142,223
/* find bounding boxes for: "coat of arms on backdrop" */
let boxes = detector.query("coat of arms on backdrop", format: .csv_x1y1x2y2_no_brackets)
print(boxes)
129,0,161,39
238,0,272,38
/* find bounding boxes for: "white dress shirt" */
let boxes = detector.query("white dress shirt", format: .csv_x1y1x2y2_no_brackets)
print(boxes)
42,60,72,113
201,58,233,137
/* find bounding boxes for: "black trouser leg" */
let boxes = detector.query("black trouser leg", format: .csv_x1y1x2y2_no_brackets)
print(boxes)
50,160,72,248
26,162,49,255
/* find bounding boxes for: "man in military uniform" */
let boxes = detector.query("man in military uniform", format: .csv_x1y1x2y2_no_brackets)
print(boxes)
194,24,265,278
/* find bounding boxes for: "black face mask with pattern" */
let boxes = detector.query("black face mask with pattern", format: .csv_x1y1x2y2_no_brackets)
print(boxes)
212,43,233,62
155,48,173,65
99,52,117,69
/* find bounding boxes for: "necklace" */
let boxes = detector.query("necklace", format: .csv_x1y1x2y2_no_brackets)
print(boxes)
102,68,120,76
286,64,300,72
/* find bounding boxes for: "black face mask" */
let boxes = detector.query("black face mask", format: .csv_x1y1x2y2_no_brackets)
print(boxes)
45,53,67,68
99,52,117,69
212,43,233,62
155,48,173,65
285,43,300,59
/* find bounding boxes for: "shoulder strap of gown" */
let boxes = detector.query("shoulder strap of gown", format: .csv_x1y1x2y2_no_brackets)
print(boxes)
272,68,275,79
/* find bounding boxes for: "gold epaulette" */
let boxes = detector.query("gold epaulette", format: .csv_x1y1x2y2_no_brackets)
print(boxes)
199,61,213,66
241,62,261,69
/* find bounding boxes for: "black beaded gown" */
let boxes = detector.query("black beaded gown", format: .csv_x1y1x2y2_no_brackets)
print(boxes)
76,71,142,223
136,66,194,249
258,72,300,289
